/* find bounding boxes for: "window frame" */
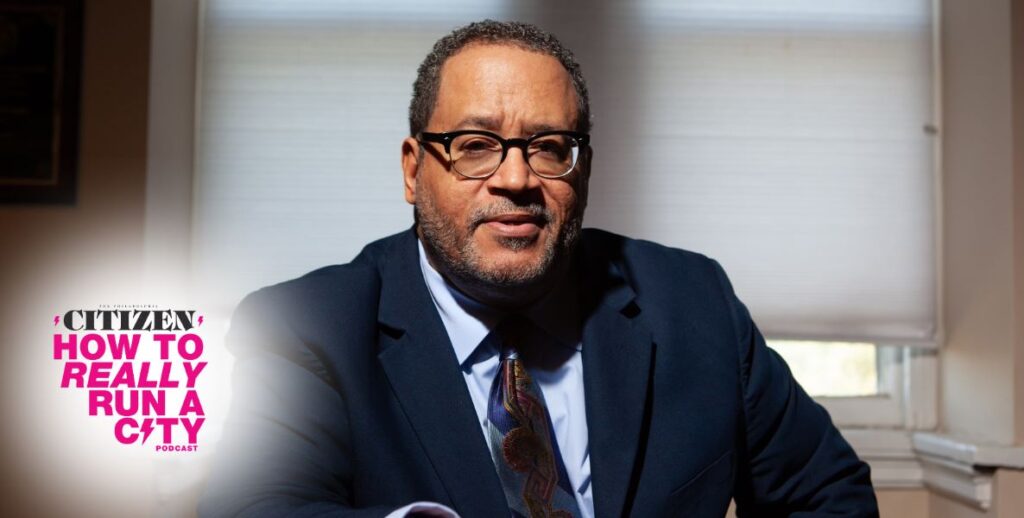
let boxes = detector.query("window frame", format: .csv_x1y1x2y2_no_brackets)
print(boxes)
809,346,938,430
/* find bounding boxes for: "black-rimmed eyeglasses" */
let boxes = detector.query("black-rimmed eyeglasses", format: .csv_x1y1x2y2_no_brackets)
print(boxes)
416,130,589,179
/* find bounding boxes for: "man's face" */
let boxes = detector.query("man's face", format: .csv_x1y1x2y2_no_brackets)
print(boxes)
402,43,589,306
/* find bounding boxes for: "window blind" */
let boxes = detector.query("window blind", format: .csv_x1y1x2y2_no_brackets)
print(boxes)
193,0,513,308
194,0,937,345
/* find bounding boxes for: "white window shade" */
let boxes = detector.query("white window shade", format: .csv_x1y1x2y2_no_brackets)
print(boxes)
194,0,937,345
193,1,512,310
582,0,937,345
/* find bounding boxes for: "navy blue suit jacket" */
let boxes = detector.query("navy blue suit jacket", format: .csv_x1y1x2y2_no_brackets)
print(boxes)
199,228,878,517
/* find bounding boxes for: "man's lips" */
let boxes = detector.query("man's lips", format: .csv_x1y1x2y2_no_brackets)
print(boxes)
480,213,545,238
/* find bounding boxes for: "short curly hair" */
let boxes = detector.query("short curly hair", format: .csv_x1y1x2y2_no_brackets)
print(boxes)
408,19,592,137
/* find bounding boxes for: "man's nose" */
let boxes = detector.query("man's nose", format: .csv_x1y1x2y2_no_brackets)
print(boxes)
486,147,539,192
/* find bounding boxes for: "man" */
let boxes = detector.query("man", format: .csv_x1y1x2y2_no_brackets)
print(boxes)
200,20,878,518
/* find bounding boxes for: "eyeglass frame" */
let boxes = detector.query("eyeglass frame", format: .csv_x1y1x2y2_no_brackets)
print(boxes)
416,129,590,179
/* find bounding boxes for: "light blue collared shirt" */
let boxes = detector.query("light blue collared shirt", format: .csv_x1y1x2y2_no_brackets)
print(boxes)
416,240,594,518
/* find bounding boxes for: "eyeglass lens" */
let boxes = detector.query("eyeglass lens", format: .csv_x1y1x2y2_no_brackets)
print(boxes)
448,133,581,178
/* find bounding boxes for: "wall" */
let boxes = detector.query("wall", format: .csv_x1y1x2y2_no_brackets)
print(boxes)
879,489,930,518
940,0,1023,447
929,0,1024,515
1013,0,1024,452
0,0,152,516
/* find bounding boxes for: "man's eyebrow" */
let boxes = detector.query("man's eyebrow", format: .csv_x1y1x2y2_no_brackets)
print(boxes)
451,117,568,135
452,116,502,131
522,123,562,134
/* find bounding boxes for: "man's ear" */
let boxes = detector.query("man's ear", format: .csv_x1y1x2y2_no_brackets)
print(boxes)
401,137,420,204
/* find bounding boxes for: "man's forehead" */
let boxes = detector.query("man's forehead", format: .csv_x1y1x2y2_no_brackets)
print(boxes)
430,42,578,130
437,43,569,90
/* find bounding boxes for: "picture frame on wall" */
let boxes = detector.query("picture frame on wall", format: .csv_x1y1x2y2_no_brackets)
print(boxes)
0,0,82,204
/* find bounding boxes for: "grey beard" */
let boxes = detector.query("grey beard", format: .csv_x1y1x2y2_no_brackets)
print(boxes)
416,194,583,291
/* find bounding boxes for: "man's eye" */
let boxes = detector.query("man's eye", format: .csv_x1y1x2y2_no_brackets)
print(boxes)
457,138,499,153
530,139,569,158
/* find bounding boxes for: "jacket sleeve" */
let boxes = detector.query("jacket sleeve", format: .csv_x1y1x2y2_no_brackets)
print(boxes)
197,288,392,518
712,261,880,517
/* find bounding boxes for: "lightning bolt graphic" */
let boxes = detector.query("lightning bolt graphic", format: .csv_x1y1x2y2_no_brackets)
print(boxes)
53,315,60,326
197,315,204,327
140,419,156,445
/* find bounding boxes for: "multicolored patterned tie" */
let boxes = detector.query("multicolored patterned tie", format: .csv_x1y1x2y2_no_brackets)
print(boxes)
486,320,581,518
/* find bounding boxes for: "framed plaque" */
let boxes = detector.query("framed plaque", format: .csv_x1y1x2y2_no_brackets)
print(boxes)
0,0,82,204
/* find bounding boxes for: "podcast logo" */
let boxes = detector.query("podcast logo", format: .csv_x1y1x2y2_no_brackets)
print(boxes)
52,306,207,452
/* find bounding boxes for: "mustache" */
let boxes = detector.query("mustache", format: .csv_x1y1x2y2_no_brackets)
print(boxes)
468,200,552,228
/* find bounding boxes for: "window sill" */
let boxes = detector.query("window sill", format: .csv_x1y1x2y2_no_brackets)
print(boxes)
911,432,1024,510
844,429,1024,509
912,432,1024,469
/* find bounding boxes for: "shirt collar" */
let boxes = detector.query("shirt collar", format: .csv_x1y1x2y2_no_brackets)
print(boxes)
418,240,500,366
417,239,582,368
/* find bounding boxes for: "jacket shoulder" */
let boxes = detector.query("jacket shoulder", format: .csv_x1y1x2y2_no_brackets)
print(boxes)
237,229,409,316
239,262,378,320
581,227,725,291
226,231,416,367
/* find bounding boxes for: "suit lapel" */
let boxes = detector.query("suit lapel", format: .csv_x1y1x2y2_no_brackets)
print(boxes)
580,240,655,518
375,230,508,516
